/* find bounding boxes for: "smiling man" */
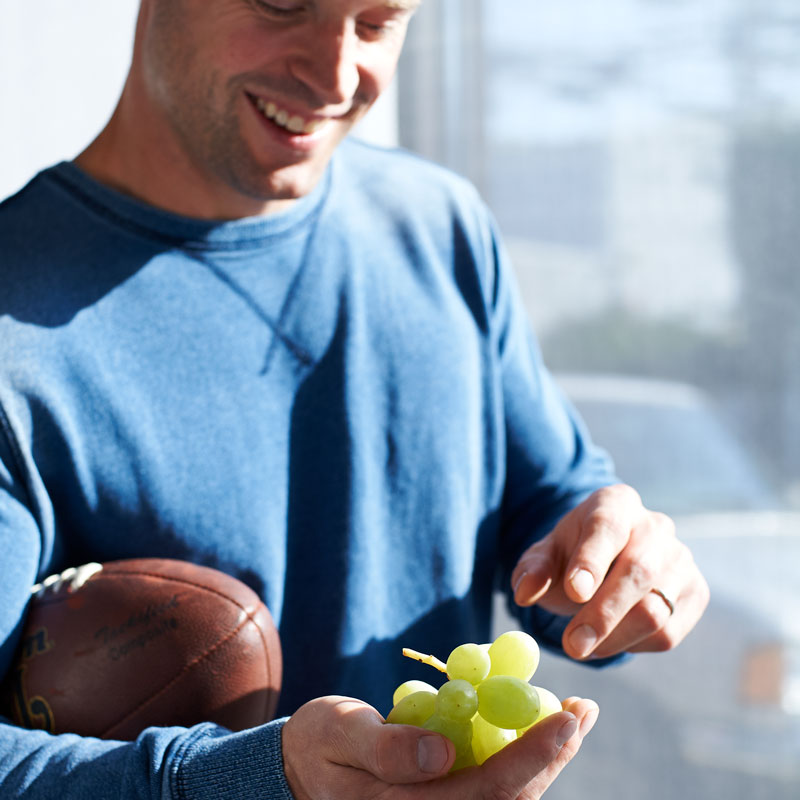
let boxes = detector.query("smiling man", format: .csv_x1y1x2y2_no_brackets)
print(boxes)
78,0,418,218
0,1,708,799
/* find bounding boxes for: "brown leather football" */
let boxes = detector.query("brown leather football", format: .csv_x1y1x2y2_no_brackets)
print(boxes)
0,558,282,739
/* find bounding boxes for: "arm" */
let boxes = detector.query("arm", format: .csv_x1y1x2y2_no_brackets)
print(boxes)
482,211,708,660
0,419,596,800
0,420,296,799
0,528,294,799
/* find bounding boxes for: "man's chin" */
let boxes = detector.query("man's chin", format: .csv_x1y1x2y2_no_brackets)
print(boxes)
255,164,329,205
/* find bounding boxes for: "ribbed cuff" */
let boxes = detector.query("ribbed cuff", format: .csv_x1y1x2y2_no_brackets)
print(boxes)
166,719,294,800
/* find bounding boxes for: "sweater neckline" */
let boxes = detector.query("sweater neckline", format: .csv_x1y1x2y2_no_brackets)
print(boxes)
46,158,332,251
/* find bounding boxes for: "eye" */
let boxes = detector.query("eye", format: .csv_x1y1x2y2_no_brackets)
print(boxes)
356,11,410,41
357,20,388,38
251,0,304,19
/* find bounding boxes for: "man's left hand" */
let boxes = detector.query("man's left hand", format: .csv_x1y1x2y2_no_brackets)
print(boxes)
511,484,710,660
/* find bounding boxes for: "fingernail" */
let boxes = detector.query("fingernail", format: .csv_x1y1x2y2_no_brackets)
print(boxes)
570,568,595,599
556,715,578,747
569,624,598,658
513,571,528,598
418,734,450,773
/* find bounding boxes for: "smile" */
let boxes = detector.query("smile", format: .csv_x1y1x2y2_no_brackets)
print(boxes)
252,96,328,135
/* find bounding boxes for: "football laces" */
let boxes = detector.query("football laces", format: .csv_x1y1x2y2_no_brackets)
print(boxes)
31,563,103,597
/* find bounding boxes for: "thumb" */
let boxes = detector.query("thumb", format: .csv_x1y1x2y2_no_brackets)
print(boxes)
512,537,558,606
345,704,456,783
458,707,590,799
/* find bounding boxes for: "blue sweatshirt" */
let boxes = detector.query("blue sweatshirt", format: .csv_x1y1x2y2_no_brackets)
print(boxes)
0,138,616,797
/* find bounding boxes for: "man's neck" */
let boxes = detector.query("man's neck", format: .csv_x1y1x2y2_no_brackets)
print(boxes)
74,96,296,221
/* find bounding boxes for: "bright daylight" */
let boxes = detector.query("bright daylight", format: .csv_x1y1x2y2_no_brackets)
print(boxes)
1,1,798,799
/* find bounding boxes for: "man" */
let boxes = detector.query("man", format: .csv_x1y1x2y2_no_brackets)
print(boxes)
0,0,709,797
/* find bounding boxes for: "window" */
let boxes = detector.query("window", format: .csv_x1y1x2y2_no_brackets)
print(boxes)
400,2,800,798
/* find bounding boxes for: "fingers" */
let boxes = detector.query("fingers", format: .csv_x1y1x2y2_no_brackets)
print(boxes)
512,546,557,609
282,694,600,800
282,695,455,800
623,560,710,655
562,503,673,659
447,698,599,800
321,697,456,782
563,498,708,659
511,484,710,661
562,485,649,604
371,721,455,782
512,484,650,618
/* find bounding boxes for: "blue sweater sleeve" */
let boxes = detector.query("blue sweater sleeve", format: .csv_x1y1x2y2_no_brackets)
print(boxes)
0,429,295,797
0,716,293,799
477,210,626,662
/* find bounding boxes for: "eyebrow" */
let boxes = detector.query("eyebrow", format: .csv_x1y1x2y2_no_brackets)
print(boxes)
385,0,422,10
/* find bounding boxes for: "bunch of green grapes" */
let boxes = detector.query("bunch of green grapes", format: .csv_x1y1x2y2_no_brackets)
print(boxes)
385,631,563,770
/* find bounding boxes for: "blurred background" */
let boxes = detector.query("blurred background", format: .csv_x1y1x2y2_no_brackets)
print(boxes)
398,2,800,797
3,1,799,797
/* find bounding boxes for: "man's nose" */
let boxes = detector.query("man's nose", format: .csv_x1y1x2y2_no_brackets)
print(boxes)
288,20,360,108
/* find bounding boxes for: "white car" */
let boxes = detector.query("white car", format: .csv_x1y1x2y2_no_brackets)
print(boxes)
495,373,800,800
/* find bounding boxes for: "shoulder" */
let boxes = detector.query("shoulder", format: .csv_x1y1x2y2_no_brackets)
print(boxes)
333,137,486,216
330,138,499,255
0,164,97,279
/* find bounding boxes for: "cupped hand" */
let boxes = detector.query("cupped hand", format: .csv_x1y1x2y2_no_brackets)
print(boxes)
511,483,710,660
281,694,599,800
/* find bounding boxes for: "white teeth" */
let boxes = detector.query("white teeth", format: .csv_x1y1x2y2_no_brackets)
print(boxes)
254,96,327,135
287,115,305,133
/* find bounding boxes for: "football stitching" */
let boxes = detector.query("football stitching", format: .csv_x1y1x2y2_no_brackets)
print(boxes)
15,564,278,736
99,568,257,610
91,568,274,737
100,602,272,738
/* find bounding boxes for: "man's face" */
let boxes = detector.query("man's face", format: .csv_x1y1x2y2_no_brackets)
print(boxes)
137,0,419,216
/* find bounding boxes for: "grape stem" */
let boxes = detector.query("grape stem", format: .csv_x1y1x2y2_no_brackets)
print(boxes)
402,647,447,674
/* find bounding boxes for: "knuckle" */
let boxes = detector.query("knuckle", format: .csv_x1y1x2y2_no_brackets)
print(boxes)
677,540,699,572
591,603,621,636
651,510,676,536
374,728,399,776
330,725,356,765
584,507,623,541
640,591,672,629
603,482,642,507
621,554,658,592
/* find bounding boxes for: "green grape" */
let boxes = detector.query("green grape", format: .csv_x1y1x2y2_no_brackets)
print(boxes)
423,713,473,768
472,713,517,765
487,630,540,681
435,679,478,722
477,675,540,729
386,690,437,726
392,679,438,707
446,642,491,685
451,742,478,771
516,686,562,736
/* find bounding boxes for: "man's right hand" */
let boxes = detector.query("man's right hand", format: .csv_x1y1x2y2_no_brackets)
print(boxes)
281,694,599,800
